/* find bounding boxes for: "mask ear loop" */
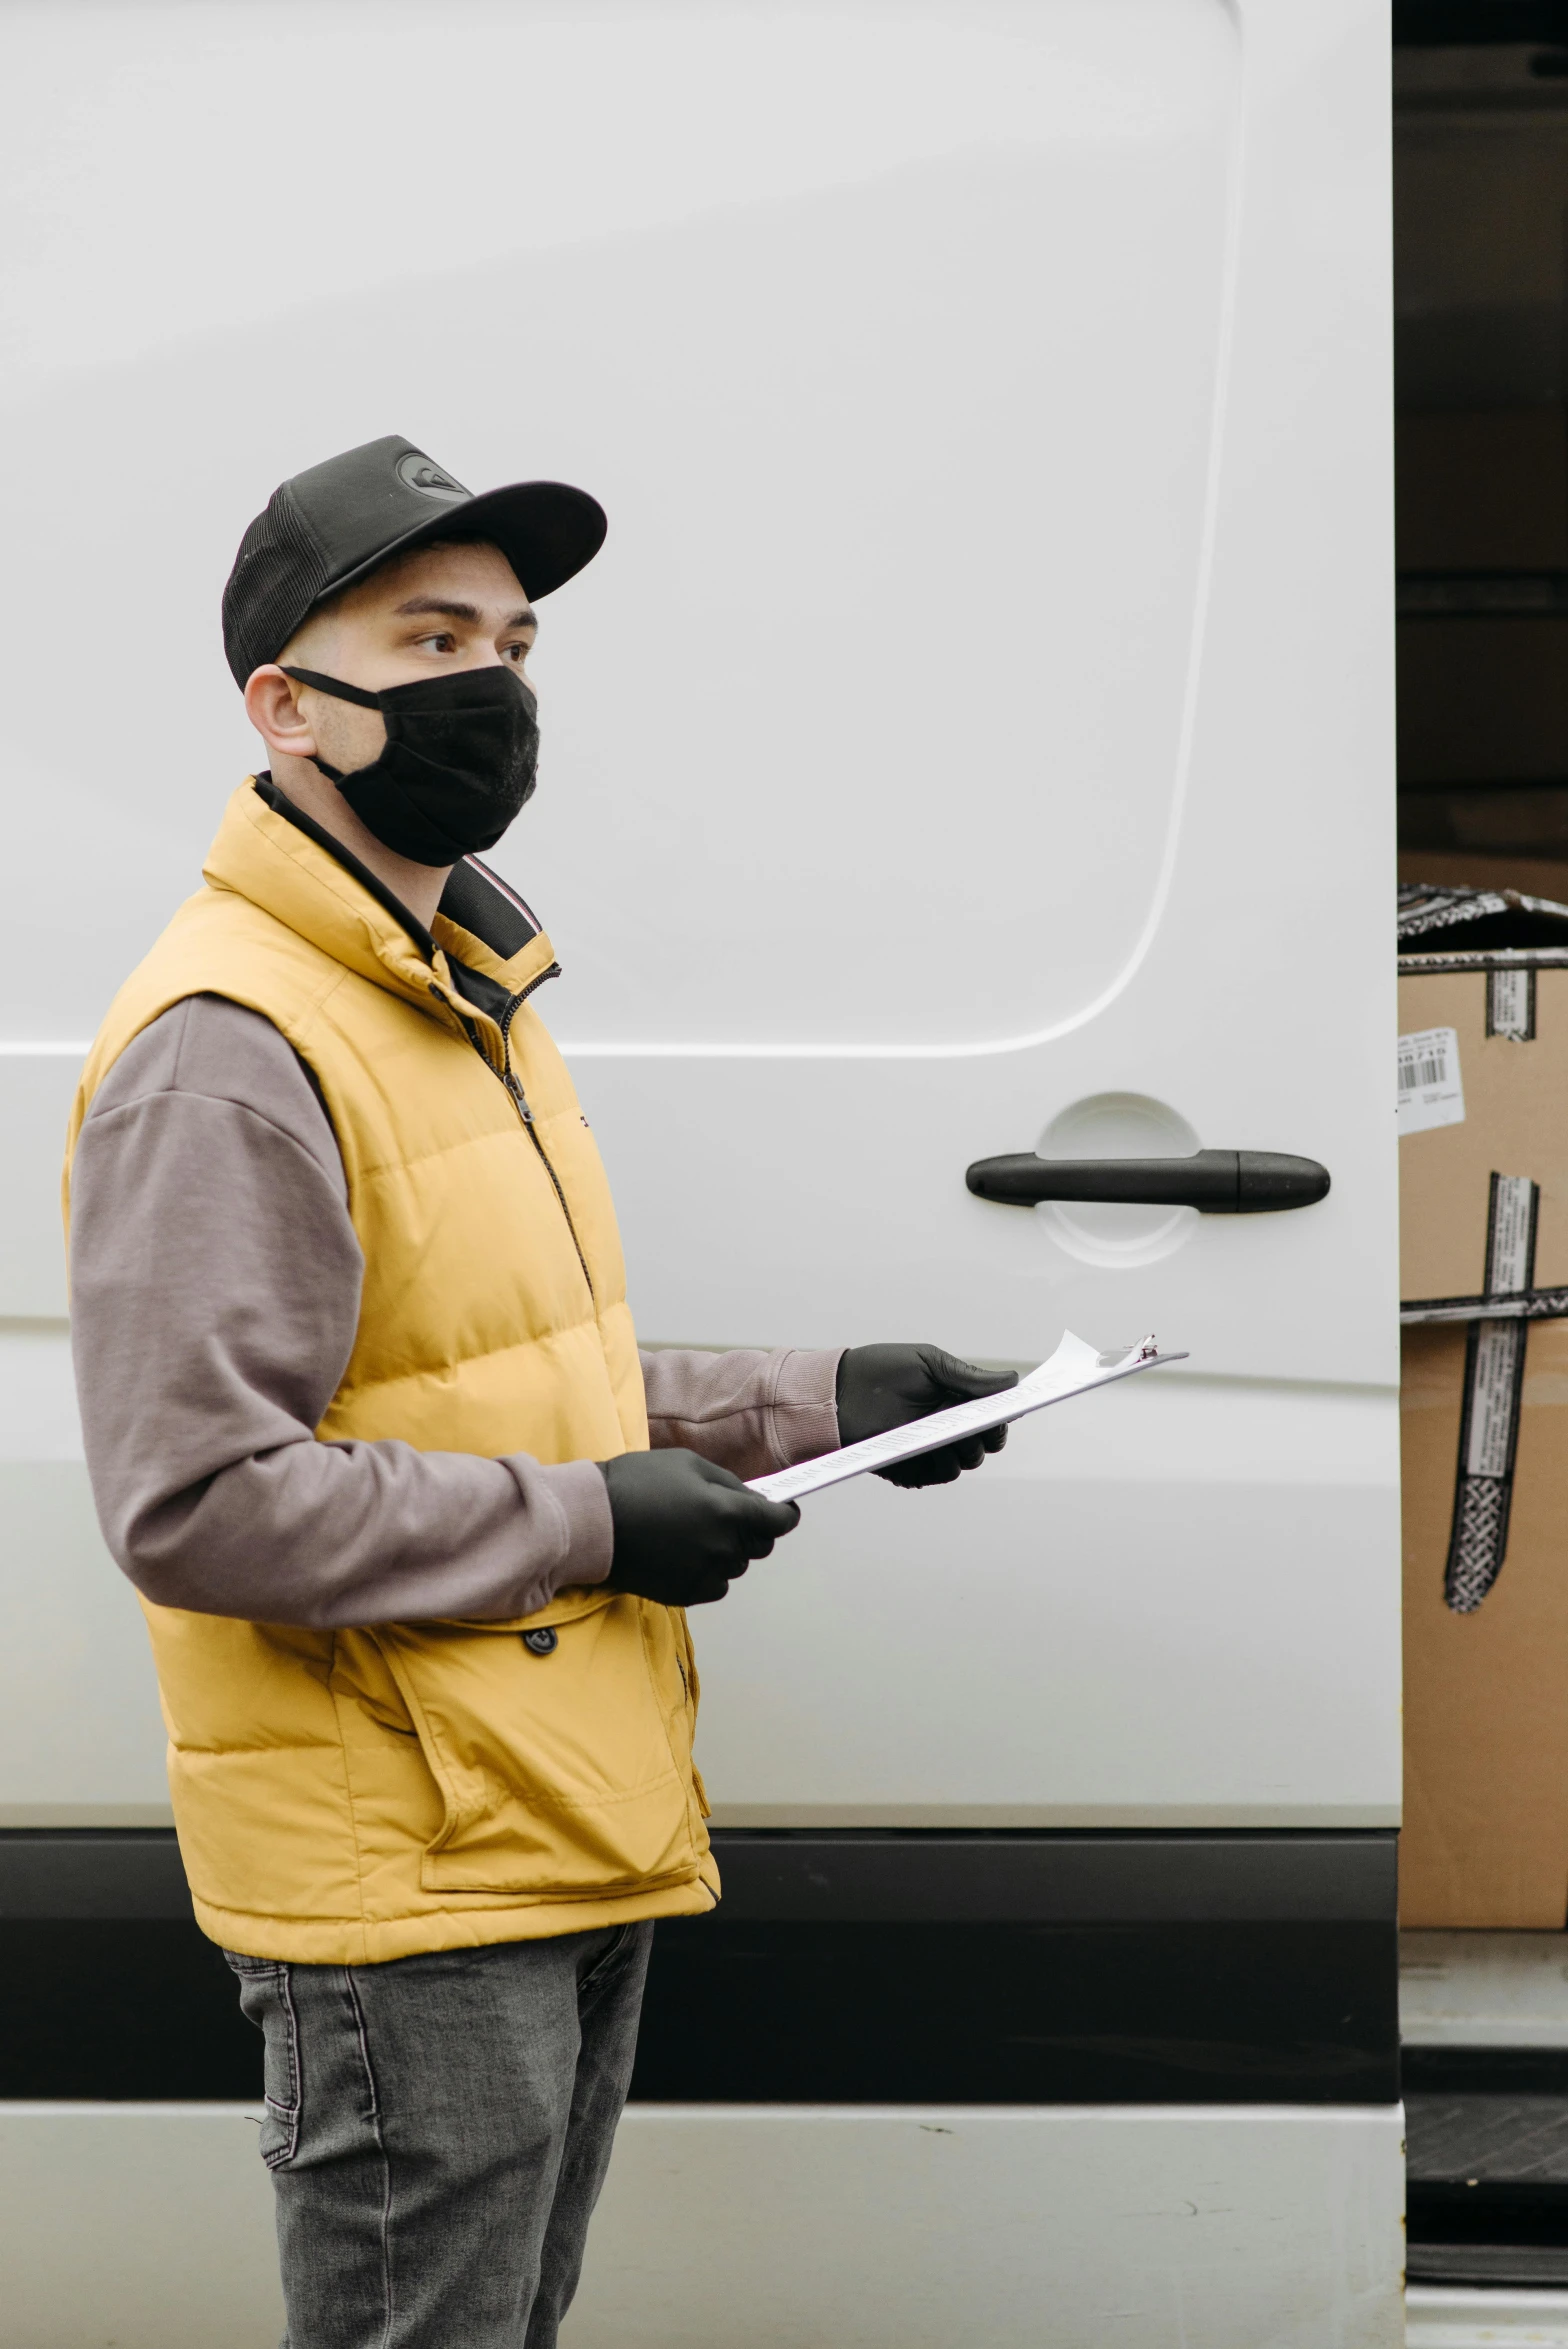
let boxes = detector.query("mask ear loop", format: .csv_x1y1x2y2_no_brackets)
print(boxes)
278,667,386,784
279,665,384,708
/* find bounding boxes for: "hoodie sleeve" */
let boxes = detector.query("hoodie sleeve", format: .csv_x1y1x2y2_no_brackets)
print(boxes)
640,1345,843,1483
68,993,613,1628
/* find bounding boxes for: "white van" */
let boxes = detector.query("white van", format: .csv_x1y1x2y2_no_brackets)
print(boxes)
0,4,1401,2343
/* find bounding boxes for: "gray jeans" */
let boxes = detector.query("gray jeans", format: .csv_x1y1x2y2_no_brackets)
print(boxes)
225,1923,653,2349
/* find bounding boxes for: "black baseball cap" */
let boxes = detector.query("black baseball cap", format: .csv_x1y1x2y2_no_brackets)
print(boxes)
221,434,607,686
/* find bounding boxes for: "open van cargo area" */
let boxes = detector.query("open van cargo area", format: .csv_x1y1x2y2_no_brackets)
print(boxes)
1397,9,1568,2298
1397,22,1568,1927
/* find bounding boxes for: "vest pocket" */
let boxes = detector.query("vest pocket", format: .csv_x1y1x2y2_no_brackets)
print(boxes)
370,1596,703,1897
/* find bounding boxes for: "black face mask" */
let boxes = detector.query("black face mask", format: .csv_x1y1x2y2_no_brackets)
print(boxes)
281,664,540,865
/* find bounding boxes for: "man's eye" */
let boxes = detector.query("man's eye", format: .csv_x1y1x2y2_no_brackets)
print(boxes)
416,632,455,653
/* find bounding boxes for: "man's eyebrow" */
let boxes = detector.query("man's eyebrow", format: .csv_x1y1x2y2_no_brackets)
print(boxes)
392,596,537,631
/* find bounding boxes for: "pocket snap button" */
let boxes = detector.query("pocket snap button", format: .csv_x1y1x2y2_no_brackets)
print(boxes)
522,1627,559,1656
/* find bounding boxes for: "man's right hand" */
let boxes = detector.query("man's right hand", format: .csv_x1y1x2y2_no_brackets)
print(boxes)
599,1450,801,1607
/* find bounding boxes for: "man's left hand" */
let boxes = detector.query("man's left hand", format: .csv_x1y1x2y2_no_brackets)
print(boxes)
835,1344,1019,1489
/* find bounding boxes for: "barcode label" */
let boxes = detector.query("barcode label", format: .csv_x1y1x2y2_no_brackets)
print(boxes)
1398,1025,1465,1137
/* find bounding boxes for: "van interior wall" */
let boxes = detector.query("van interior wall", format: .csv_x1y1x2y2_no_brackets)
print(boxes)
1396,35,1568,901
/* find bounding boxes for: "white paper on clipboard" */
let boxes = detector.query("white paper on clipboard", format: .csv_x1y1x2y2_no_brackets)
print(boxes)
747,1330,1186,1504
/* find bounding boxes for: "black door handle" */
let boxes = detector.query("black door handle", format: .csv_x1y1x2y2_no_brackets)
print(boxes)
965,1148,1331,1214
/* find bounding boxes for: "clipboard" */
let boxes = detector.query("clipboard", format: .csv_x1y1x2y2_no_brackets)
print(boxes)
747,1330,1186,1504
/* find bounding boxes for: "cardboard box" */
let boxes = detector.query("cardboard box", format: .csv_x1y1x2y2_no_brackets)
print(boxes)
1403,1318,1568,1927
1399,960,1568,1310
1401,915,1568,1924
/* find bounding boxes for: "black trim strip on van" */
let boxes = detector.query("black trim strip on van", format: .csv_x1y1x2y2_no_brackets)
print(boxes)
0,1829,1397,2105
705,1829,1394,1922
0,1829,189,1919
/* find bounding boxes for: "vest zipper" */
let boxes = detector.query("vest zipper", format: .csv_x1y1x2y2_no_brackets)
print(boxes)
499,972,597,1306
431,962,597,1305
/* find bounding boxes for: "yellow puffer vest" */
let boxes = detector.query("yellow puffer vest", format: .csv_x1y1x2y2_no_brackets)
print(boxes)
65,783,717,1962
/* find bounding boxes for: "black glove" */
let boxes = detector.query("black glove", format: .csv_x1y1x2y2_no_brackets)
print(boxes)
835,1343,1019,1489
599,1449,800,1606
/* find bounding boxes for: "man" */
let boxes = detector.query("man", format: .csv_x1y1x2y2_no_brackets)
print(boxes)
64,435,1015,2349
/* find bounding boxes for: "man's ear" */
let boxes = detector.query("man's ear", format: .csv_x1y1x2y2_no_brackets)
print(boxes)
244,665,319,764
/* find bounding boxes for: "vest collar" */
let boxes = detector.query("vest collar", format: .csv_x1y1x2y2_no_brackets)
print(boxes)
252,774,437,957
203,783,559,1016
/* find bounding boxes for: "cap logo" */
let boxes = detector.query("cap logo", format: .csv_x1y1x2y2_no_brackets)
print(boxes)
396,451,469,503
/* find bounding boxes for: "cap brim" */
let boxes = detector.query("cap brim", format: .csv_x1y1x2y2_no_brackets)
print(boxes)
328,479,608,607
